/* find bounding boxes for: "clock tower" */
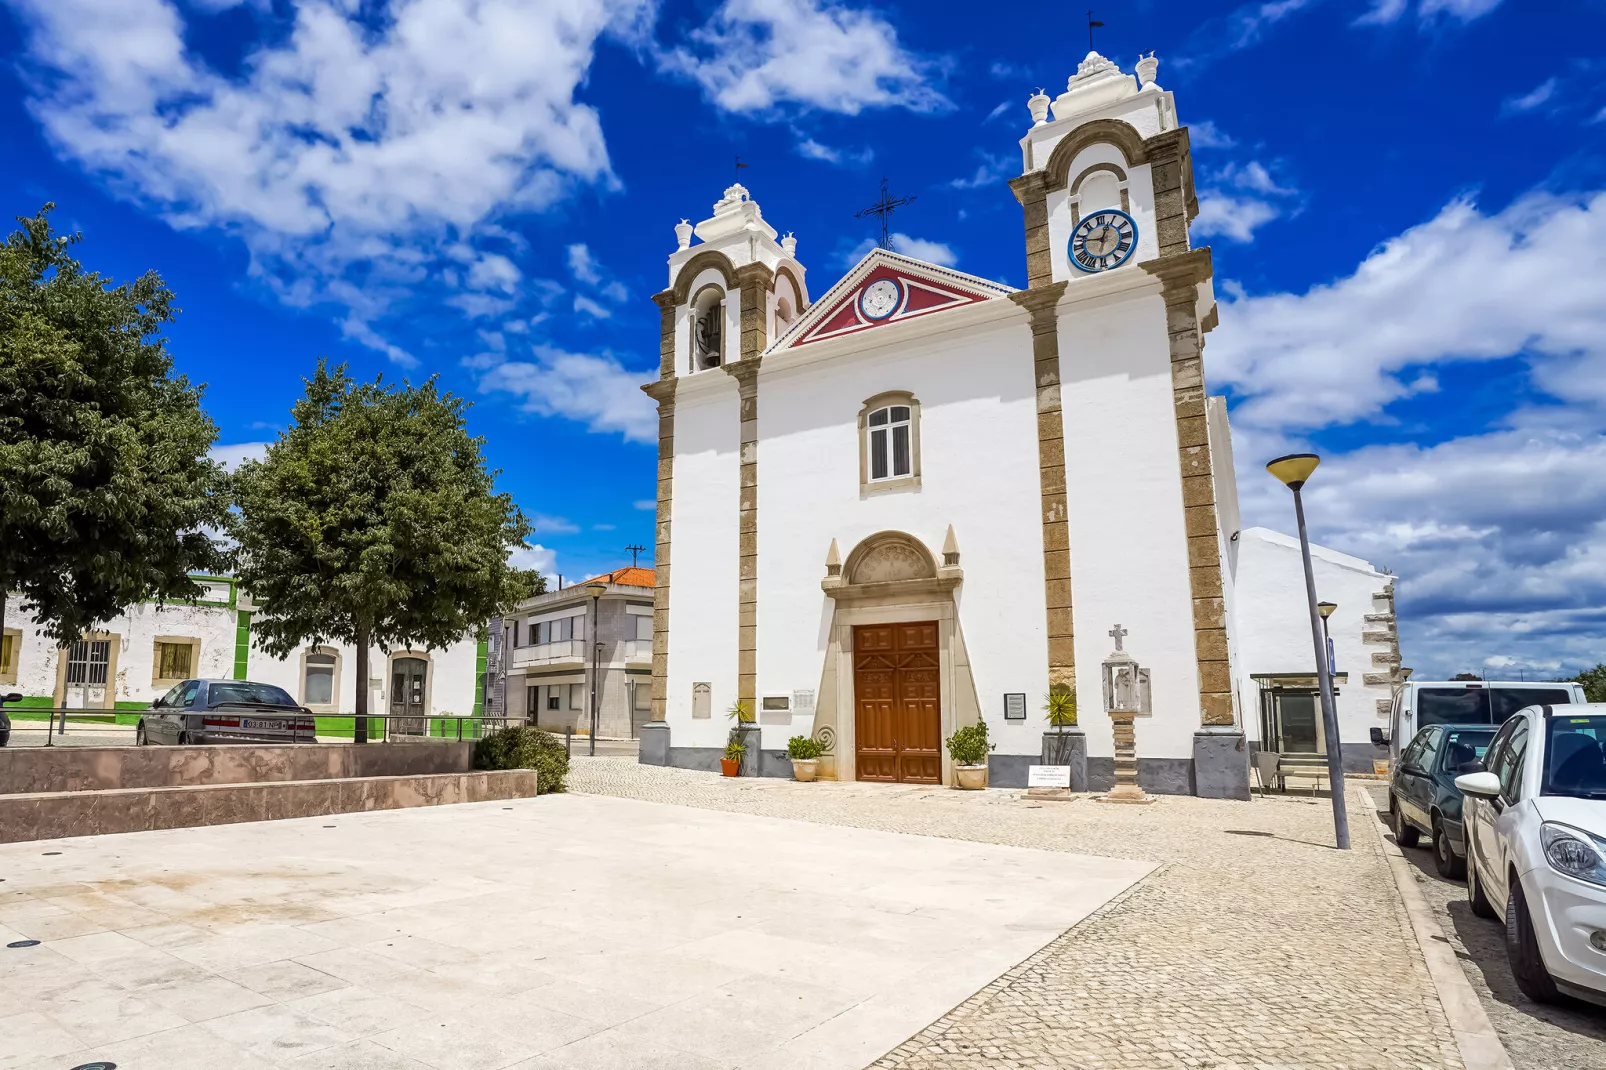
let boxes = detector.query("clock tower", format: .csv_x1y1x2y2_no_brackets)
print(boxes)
1007,51,1246,799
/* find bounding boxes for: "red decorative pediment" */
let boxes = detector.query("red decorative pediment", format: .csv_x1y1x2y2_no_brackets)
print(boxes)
773,249,1014,351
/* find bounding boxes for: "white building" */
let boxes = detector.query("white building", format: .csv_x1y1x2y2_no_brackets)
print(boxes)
638,51,1259,796
1,579,484,723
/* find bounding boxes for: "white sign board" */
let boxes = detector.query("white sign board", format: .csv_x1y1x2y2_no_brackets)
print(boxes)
1028,765,1071,789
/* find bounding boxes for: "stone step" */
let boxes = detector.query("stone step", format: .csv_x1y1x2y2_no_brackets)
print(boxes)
0,770,537,844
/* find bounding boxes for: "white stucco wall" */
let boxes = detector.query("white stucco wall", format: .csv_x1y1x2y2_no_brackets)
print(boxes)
1232,527,1395,753
246,634,480,718
754,311,1049,755
1059,284,1203,760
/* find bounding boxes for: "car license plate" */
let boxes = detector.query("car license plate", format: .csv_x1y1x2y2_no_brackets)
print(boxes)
242,718,285,730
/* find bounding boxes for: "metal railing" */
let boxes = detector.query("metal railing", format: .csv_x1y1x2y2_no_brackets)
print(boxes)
0,708,515,747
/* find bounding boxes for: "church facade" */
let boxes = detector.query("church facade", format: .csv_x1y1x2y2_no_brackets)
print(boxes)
638,51,1253,798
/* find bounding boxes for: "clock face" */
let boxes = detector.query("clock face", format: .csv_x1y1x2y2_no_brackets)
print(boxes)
858,278,902,320
1069,209,1138,273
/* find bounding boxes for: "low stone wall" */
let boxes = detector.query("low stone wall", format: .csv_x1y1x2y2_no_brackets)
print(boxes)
1,770,536,843
0,741,473,795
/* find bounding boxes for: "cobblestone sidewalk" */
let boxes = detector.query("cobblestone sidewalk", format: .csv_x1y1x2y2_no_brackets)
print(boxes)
570,761,1463,1070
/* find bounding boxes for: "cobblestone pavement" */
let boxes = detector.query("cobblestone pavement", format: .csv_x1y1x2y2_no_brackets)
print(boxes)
570,760,1464,1070
1363,786,1606,1069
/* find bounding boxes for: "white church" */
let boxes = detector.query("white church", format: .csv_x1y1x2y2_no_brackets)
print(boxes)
635,51,1404,798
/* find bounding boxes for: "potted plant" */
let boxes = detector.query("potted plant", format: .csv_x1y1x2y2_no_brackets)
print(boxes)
728,699,755,724
787,735,823,781
946,721,993,789
721,738,746,777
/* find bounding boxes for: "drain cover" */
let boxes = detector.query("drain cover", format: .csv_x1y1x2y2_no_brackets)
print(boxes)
8,939,41,948
70,1063,117,1070
42,851,62,856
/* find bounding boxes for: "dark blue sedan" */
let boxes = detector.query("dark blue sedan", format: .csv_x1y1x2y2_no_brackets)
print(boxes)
1388,723,1497,877
136,679,316,746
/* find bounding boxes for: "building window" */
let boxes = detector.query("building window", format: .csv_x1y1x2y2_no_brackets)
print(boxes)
304,651,336,706
547,689,561,711
569,683,584,710
65,639,111,686
633,681,652,711
636,614,653,642
859,392,921,492
525,684,539,722
0,629,18,684
154,639,196,682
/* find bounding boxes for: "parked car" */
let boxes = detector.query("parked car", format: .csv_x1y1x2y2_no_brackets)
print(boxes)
1375,680,1586,760
136,679,316,746
1456,703,1606,1004
0,691,17,747
1388,723,1497,877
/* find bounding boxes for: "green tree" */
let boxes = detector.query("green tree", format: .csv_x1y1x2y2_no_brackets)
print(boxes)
0,204,226,653
231,361,538,741
1574,664,1606,704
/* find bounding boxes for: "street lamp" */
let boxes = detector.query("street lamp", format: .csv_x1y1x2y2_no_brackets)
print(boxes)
1267,453,1350,851
1318,601,1337,677
586,582,608,757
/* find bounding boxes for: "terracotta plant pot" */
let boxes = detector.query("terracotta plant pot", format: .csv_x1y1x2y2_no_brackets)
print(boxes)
791,758,819,782
720,758,741,777
955,764,988,790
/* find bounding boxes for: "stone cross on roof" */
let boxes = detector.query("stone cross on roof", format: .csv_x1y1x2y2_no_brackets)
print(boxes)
1108,623,1127,651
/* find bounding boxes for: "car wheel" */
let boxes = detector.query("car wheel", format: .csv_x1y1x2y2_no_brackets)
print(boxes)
1432,819,1465,879
135,721,147,746
1391,795,1421,848
1468,851,1498,919
176,732,188,746
1506,876,1560,1003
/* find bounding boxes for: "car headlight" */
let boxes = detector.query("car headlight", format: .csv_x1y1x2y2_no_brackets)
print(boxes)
1541,823,1606,887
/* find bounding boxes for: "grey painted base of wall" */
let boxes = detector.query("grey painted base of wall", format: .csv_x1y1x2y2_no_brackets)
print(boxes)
1086,757,1195,796
662,746,793,779
1193,729,1251,801
1041,729,1089,791
988,754,1034,789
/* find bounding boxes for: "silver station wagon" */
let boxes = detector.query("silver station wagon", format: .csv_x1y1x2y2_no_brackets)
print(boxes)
136,679,317,745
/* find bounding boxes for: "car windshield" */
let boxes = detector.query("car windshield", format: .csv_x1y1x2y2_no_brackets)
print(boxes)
1439,728,1495,773
1543,715,1606,798
208,682,298,708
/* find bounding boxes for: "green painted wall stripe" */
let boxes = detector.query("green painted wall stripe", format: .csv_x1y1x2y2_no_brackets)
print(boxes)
233,611,253,680
472,635,488,717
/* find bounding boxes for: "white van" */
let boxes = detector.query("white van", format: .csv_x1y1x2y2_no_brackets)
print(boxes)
1379,680,1587,759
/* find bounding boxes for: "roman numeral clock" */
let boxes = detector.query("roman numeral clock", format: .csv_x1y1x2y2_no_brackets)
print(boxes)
1069,209,1137,273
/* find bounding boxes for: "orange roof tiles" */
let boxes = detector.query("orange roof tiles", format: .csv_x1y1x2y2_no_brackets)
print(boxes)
574,566,655,589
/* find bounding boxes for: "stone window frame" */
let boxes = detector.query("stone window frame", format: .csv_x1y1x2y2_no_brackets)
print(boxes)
0,627,20,684
52,631,121,710
858,390,922,496
151,635,202,687
299,645,343,713
1067,162,1132,227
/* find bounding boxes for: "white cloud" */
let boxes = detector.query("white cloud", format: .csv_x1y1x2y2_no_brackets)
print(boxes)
530,514,580,535
1216,160,1294,196
573,294,612,319
634,499,656,510
1193,192,1283,243
6,0,648,359
1357,0,1504,24
210,441,270,472
473,345,656,443
662,0,948,116
947,152,1014,190
567,243,604,286
796,135,873,166
843,233,958,268
1209,190,1606,433
509,542,557,576
1189,120,1237,150
1503,77,1557,115
985,99,1012,123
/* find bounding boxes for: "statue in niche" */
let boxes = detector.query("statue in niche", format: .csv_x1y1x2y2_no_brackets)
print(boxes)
695,303,722,368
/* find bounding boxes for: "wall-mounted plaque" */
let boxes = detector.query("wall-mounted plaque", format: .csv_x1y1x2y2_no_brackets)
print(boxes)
1004,693,1027,721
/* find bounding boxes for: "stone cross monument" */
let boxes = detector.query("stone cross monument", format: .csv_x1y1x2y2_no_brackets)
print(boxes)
1098,624,1155,805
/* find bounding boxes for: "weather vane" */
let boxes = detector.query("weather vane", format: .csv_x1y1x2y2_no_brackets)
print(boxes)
854,178,917,251
625,543,646,568
1087,9,1105,51
734,154,749,185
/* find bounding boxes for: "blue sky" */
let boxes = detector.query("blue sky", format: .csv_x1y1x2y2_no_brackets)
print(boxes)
3,0,1604,678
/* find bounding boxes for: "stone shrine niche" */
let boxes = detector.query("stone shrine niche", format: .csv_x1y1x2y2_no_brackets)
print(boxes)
846,532,937,585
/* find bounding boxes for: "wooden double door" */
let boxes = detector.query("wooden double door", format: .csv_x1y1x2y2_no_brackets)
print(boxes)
853,622,941,784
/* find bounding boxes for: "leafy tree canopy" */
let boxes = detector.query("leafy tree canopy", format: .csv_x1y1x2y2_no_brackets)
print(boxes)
230,360,539,726
1574,664,1606,704
0,204,227,643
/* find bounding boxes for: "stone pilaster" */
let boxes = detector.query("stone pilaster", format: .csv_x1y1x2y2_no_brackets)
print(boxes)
642,378,677,724
1138,128,1198,258
1008,172,1054,289
1141,248,1233,729
726,262,771,706
1007,283,1075,694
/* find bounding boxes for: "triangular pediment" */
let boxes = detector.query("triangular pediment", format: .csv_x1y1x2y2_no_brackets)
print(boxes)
768,248,1015,353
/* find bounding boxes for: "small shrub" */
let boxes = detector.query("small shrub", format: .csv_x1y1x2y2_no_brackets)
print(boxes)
473,725,569,794
1044,685,1078,727
787,734,823,760
945,720,994,767
723,738,747,761
727,699,755,724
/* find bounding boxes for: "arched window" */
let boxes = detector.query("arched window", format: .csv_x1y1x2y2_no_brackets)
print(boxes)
858,392,921,492
691,286,724,371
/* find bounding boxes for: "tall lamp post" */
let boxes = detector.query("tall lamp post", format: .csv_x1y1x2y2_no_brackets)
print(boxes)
586,582,607,757
1266,453,1350,851
1318,601,1337,676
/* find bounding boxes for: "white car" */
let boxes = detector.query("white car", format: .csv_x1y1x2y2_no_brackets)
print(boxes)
1456,703,1606,1004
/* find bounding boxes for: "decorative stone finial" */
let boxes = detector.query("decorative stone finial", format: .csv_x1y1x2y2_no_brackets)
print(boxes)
1135,52,1159,89
715,183,751,212
674,219,693,250
825,538,841,577
781,232,797,257
1027,89,1050,126
1074,50,1119,83
942,525,960,568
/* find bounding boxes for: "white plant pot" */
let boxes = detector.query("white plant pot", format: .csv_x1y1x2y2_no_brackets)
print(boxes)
791,758,819,782
955,764,988,790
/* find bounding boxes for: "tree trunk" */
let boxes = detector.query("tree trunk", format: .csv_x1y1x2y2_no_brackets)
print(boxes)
354,623,369,745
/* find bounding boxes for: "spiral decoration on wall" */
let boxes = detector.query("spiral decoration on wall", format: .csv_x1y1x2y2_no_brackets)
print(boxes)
813,723,837,755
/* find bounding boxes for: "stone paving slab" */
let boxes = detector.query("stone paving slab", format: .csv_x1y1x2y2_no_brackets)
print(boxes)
570,760,1468,1069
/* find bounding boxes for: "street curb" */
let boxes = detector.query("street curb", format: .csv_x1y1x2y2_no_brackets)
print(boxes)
1359,789,1515,1070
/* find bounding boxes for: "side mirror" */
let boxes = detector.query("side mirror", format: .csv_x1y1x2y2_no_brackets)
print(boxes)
1455,771,1501,797
0,692,21,705
1457,760,1486,776
1369,727,1388,746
